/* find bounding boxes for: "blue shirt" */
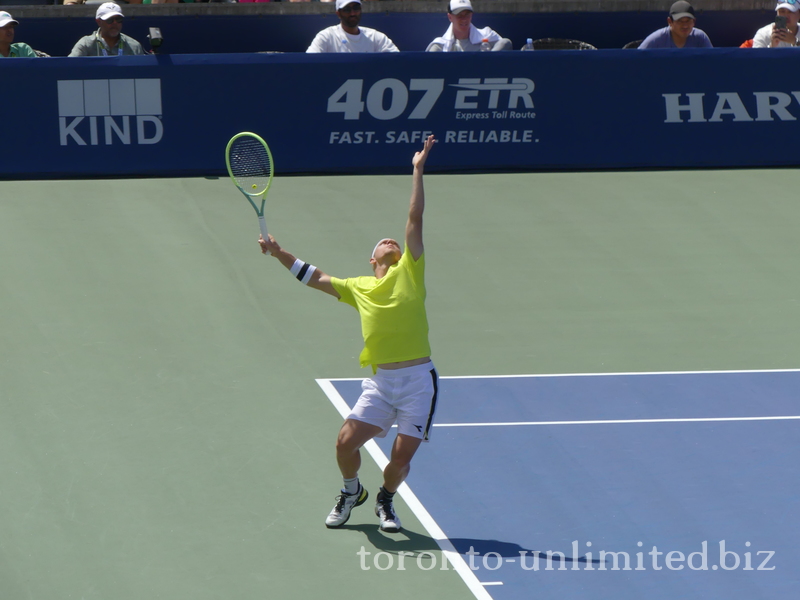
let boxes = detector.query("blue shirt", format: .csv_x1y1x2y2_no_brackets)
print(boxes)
638,26,713,49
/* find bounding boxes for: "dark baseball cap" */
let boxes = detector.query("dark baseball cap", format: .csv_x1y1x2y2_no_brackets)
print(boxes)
669,1,696,19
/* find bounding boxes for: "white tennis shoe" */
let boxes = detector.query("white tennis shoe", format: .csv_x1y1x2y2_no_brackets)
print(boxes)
325,485,368,528
375,495,402,533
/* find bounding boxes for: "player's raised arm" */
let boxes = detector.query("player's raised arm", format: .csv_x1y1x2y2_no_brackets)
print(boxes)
259,234,340,298
405,135,436,262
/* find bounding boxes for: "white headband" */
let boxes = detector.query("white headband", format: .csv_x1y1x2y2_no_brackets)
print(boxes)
371,238,393,259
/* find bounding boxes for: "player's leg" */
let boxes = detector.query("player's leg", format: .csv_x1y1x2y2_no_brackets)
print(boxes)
375,363,438,533
336,418,383,479
375,434,422,533
383,433,424,492
336,375,395,485
325,419,382,529
332,419,380,522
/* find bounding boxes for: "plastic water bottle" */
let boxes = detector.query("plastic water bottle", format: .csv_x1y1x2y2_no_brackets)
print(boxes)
521,38,534,51
480,38,491,52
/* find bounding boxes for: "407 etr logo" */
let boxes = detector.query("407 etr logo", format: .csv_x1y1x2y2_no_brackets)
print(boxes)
327,77,535,120
327,77,537,145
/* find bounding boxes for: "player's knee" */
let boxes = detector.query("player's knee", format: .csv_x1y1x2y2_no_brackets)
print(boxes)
335,432,361,455
334,436,351,454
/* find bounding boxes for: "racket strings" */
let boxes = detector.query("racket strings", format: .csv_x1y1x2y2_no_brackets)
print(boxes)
229,137,272,195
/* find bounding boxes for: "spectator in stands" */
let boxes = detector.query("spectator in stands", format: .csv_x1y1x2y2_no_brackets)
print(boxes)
307,0,399,53
0,11,36,58
69,3,145,57
753,1,800,47
426,0,512,52
64,1,176,3
638,1,712,49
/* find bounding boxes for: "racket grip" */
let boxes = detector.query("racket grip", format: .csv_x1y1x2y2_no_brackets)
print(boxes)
258,216,271,256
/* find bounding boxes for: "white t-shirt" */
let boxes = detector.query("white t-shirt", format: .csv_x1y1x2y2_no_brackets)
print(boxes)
306,24,399,53
753,22,800,48
426,24,504,52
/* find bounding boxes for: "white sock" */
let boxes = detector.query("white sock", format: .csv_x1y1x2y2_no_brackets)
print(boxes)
343,477,360,495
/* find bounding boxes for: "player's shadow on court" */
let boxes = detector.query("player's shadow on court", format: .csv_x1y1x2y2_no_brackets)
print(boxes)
341,524,441,555
341,526,601,566
450,538,603,566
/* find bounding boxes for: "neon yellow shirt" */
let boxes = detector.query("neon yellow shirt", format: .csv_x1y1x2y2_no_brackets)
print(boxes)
331,247,430,370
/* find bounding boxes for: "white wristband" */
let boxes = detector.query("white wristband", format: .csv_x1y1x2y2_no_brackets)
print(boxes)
290,259,317,285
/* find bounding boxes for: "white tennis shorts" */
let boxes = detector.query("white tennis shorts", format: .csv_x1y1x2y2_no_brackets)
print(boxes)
347,361,439,442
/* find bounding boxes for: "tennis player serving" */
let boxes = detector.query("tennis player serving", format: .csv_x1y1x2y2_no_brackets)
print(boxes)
258,134,437,533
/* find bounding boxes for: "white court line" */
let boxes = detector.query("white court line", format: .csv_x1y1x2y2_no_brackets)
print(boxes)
324,367,800,383
316,379,495,600
325,369,800,428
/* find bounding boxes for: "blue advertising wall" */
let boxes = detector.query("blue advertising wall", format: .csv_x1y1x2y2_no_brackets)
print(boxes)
3,49,799,179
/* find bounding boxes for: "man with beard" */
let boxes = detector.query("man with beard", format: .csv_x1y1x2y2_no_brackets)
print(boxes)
307,0,399,53
69,2,144,57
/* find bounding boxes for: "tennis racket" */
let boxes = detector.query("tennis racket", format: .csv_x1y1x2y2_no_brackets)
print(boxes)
225,132,274,255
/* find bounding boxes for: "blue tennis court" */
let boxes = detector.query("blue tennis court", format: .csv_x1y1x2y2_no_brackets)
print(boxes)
319,370,799,600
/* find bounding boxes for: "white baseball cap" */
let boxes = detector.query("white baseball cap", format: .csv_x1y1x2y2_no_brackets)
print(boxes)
335,0,361,11
449,0,474,14
96,2,124,21
777,1,799,12
0,11,19,28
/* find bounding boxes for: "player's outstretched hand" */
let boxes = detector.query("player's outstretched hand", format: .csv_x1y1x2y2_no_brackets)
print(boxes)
412,134,436,171
259,234,281,255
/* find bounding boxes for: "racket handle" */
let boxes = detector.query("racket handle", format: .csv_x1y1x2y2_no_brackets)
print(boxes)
258,216,271,256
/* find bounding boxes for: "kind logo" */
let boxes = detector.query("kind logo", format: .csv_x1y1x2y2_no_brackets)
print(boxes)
58,79,163,146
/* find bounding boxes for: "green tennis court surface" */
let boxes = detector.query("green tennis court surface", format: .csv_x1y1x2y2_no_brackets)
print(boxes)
1,169,798,599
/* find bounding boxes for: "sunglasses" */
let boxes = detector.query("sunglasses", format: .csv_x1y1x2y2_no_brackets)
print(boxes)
778,0,798,4
104,17,124,24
